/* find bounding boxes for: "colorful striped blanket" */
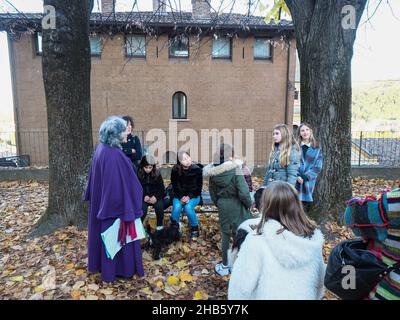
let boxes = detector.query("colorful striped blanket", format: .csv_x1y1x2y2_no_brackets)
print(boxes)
344,188,400,300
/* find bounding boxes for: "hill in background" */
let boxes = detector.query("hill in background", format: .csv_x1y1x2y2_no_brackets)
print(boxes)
352,80,400,131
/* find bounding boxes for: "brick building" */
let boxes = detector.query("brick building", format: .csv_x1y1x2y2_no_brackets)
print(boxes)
0,0,296,166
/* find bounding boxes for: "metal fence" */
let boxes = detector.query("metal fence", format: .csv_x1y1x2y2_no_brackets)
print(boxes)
351,131,400,167
1,130,399,167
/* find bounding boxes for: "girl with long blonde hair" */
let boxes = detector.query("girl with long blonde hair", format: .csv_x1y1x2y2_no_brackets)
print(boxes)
262,124,301,187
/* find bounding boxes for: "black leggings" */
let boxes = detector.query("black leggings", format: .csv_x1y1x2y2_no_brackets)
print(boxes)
142,200,165,227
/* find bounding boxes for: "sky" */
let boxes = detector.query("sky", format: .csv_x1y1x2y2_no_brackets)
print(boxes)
0,0,399,125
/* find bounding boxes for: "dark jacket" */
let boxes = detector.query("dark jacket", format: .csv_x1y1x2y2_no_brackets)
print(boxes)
171,164,203,199
203,159,253,224
121,133,142,167
138,171,165,201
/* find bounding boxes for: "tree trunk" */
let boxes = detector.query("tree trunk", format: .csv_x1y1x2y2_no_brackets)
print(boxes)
30,0,93,237
285,0,368,222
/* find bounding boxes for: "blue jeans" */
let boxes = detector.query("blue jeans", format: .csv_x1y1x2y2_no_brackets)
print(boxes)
171,196,200,227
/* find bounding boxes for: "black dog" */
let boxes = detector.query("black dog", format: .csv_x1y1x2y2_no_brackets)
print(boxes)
145,224,181,260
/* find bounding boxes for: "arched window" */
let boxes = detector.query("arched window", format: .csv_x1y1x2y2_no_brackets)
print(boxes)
172,92,187,119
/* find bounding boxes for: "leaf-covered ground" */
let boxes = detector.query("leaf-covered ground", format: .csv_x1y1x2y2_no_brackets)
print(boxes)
0,177,399,300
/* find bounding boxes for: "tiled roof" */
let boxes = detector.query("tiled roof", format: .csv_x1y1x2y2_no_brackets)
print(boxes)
0,11,294,33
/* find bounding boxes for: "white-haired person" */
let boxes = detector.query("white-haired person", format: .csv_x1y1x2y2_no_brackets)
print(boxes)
84,116,144,282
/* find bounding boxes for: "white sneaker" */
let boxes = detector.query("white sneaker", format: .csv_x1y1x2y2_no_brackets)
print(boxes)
215,262,230,276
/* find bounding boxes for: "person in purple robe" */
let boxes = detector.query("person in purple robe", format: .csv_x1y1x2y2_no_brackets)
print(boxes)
84,116,144,282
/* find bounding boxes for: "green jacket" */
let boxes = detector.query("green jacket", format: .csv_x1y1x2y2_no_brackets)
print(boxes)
203,159,253,226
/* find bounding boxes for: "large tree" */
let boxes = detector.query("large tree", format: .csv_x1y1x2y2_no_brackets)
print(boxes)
30,0,94,236
278,0,368,221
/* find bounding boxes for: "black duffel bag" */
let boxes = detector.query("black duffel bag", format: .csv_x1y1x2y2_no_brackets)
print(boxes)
324,238,400,300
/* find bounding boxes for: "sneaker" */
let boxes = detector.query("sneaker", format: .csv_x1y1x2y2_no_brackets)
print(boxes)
215,262,231,276
190,230,199,239
190,226,199,239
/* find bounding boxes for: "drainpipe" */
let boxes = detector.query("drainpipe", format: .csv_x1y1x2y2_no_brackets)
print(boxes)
7,33,21,157
284,39,291,125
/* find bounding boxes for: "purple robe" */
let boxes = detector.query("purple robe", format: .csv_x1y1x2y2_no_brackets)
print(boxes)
84,143,144,282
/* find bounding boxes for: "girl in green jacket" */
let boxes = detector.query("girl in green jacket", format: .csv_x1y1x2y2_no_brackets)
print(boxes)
203,144,253,276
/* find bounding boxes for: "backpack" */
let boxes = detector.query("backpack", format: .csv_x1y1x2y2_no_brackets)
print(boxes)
324,237,400,300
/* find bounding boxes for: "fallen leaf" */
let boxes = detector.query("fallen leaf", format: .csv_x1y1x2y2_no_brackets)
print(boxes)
139,287,152,295
71,290,81,300
179,271,192,282
88,284,99,291
164,286,177,296
175,260,187,269
99,289,113,295
72,281,85,290
10,275,24,282
65,263,74,270
193,290,208,300
201,269,209,274
167,276,179,286
75,269,85,276
34,286,46,293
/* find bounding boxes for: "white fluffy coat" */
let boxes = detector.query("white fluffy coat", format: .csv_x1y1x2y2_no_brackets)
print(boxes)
228,218,326,300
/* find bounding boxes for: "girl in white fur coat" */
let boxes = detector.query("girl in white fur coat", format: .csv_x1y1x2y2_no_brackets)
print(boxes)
228,181,326,300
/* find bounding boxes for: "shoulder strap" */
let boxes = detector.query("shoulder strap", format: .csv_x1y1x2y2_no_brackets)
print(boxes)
384,260,400,275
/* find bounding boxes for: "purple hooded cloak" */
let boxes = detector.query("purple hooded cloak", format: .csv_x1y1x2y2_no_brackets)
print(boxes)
84,143,144,282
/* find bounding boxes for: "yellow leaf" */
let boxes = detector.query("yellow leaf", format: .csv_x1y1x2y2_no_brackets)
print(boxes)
179,281,187,289
10,275,24,282
3,269,14,275
34,286,46,293
167,276,179,286
175,260,187,269
182,245,191,253
156,281,164,288
193,290,208,300
71,290,81,300
65,263,74,270
140,287,152,295
179,271,192,282
75,269,85,276
166,247,176,255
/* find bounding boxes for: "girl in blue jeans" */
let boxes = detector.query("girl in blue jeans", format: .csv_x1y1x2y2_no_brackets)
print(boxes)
170,151,203,238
